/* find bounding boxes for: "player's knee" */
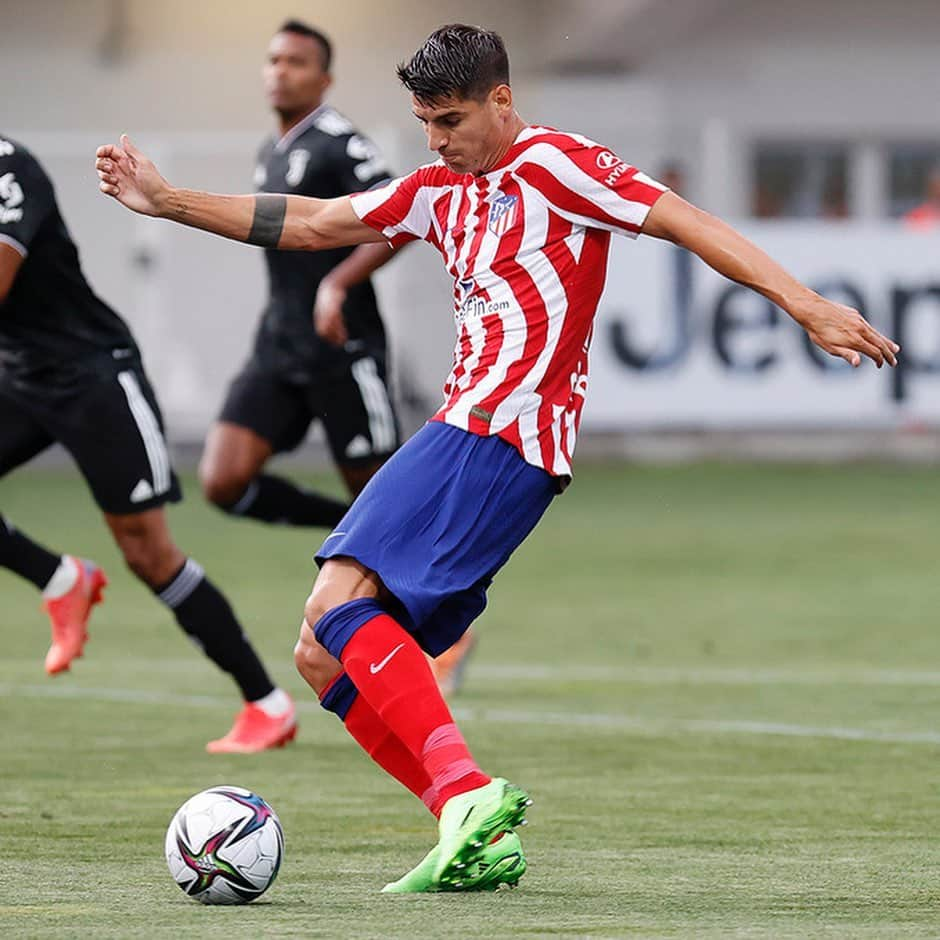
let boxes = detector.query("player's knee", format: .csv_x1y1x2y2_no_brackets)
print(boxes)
119,535,165,584
304,559,384,629
198,460,251,509
110,516,183,587
293,620,341,694
303,583,356,630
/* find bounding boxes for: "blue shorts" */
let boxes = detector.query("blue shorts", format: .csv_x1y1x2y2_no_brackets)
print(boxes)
315,421,556,656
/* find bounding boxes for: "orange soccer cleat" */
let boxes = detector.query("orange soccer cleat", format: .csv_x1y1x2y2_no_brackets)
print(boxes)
206,698,298,754
430,627,478,698
43,558,108,675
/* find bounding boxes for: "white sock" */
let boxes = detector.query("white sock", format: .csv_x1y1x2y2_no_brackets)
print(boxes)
252,687,291,717
43,556,80,600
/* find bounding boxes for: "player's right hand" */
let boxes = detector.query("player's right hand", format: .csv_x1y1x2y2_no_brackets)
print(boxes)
95,135,170,217
314,280,350,346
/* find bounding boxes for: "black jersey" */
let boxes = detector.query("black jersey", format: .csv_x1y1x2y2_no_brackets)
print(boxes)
0,138,138,394
252,106,392,380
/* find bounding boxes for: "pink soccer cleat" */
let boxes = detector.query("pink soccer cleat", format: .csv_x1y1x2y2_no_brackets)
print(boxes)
43,558,108,675
206,698,298,754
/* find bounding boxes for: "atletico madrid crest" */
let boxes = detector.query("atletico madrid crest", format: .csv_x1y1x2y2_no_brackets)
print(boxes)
488,193,518,236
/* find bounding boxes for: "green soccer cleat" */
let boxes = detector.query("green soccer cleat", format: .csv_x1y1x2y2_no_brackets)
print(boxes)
382,831,526,894
432,777,532,887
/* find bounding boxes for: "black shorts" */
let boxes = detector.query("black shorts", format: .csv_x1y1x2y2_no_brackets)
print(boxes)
0,359,182,515
219,351,400,466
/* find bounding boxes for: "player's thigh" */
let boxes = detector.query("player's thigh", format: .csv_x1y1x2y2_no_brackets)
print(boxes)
55,364,182,515
0,389,54,477
314,354,400,483
215,363,312,460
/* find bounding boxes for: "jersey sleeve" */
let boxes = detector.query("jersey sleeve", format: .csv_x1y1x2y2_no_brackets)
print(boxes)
330,131,392,195
514,135,668,238
0,141,54,257
348,168,432,248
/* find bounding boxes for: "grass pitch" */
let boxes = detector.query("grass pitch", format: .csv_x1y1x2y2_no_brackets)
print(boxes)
3,462,940,938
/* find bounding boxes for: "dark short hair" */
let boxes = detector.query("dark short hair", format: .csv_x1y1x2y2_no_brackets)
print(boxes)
277,19,332,71
397,24,509,104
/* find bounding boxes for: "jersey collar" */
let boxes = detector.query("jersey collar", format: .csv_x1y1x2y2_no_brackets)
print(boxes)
479,125,543,179
274,105,328,153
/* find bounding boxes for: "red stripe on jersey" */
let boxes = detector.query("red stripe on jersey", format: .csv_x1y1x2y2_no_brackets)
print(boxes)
445,188,474,279
432,191,452,253
461,178,491,279
515,162,645,234
445,322,475,405
536,228,611,469
358,177,419,234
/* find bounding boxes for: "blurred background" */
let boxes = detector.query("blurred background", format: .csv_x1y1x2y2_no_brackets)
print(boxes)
4,0,940,461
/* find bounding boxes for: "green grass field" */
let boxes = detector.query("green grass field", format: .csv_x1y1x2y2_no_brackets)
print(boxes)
3,462,940,938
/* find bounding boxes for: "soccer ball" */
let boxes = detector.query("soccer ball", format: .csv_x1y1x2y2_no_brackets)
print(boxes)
164,785,284,905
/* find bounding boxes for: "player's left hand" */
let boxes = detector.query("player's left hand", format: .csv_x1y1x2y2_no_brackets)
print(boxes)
795,295,900,368
314,280,349,346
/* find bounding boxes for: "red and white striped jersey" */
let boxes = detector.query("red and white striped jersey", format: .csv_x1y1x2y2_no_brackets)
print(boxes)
349,125,667,477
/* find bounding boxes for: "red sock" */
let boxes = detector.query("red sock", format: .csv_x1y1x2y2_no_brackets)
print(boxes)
338,688,443,817
341,614,490,806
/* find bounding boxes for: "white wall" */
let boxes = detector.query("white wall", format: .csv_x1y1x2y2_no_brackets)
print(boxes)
4,0,939,440
1,0,546,136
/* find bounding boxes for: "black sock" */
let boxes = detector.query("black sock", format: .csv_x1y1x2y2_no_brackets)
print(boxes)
225,474,349,527
0,515,62,589
154,558,275,702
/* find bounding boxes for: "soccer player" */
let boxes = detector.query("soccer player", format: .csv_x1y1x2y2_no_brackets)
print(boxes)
197,19,400,525
95,24,899,891
196,18,476,698
0,136,296,754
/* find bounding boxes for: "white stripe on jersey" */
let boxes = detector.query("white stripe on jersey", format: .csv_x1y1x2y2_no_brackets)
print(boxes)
352,173,450,243
516,142,658,236
440,182,466,271
117,370,171,496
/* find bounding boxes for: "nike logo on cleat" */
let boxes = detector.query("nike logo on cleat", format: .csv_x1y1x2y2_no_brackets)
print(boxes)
369,643,405,674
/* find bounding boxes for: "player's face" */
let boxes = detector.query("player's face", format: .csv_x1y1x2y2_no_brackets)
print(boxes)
263,32,331,116
412,86,513,176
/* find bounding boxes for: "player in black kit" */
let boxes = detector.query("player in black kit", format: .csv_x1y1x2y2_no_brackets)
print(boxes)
199,20,401,524
0,136,297,753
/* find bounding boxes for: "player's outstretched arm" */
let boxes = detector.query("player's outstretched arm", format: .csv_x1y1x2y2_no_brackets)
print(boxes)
95,135,383,251
641,192,900,368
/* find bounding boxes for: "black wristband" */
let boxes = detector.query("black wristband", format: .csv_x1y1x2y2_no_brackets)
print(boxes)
247,194,287,248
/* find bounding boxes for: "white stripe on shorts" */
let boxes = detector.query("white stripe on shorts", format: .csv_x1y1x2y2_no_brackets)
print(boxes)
350,357,396,454
116,370,171,495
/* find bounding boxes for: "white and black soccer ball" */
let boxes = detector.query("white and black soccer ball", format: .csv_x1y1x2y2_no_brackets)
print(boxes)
165,785,284,905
